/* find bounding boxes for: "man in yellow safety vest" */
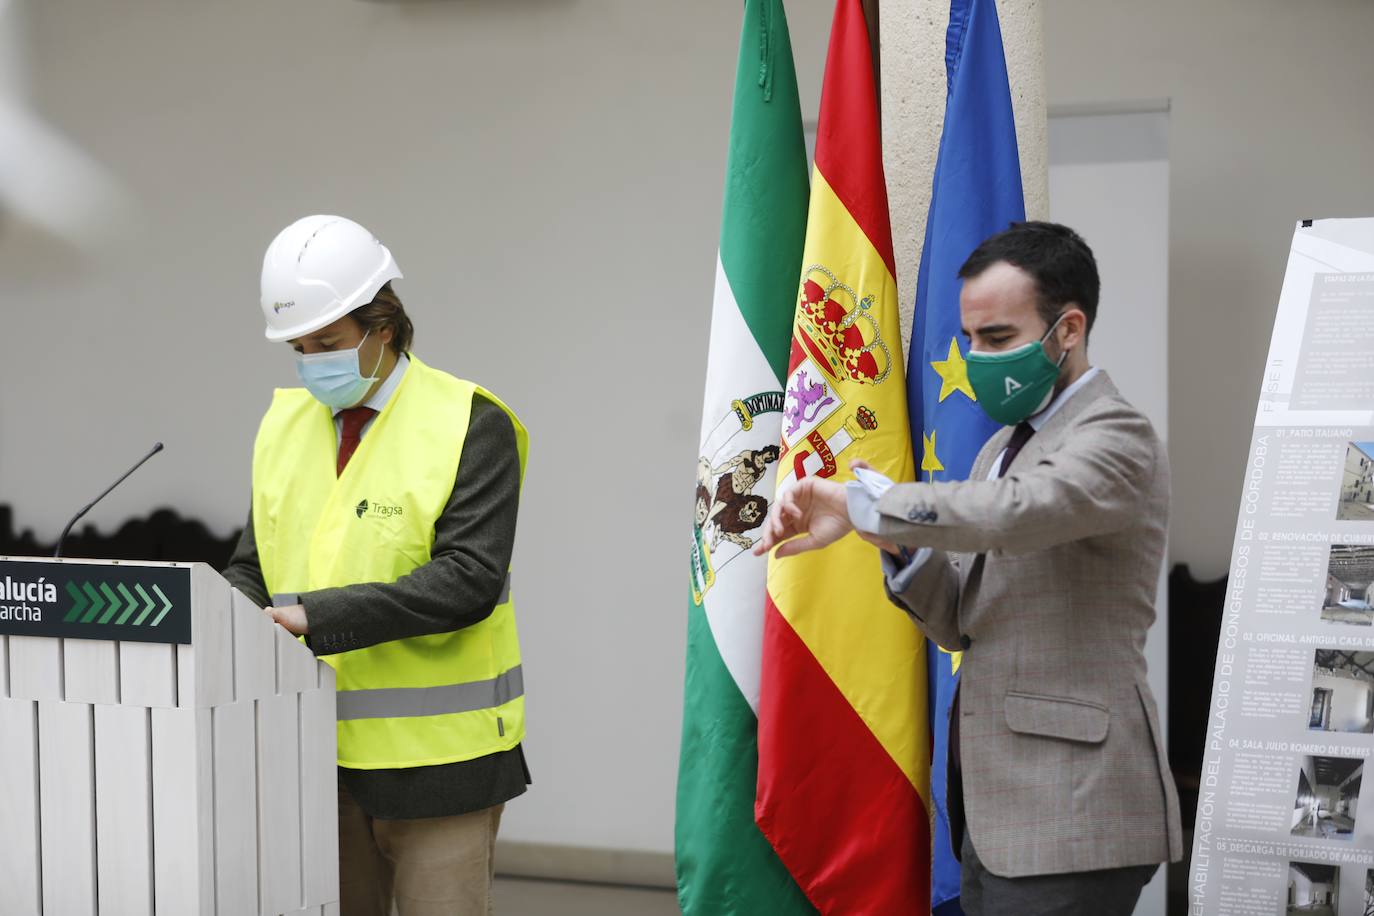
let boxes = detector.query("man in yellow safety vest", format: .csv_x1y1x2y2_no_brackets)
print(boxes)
224,214,529,916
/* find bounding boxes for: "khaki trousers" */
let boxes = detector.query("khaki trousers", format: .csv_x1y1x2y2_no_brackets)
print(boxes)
338,785,504,916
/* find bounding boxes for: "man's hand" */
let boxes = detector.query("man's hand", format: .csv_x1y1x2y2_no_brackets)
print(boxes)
847,458,903,556
265,603,309,635
753,476,854,558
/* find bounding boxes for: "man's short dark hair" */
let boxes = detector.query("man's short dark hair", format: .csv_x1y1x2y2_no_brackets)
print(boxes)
958,221,1100,334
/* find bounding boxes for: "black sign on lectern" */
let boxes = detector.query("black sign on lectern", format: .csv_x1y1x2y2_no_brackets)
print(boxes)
0,559,192,645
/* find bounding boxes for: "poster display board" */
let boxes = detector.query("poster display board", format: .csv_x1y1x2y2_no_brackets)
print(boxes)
1193,218,1374,915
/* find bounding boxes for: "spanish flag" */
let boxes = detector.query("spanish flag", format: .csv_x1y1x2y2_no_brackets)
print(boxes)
757,0,931,912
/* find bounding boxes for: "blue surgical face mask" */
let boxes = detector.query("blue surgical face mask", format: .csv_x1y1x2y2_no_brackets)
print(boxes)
295,330,384,409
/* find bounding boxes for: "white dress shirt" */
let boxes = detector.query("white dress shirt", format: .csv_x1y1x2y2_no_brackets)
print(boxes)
845,366,1100,590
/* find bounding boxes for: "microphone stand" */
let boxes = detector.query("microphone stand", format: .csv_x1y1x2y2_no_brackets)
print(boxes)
54,442,165,559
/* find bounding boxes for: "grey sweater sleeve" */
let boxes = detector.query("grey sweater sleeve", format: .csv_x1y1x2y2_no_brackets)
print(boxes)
221,394,522,656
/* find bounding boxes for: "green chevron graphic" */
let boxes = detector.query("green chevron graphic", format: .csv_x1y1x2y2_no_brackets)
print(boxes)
64,582,87,622
132,588,155,625
58,579,176,628
121,584,151,626
114,584,137,624
97,583,121,624
149,585,173,627
80,582,104,623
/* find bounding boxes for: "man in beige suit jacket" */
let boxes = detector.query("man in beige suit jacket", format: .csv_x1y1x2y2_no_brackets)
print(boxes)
757,223,1181,915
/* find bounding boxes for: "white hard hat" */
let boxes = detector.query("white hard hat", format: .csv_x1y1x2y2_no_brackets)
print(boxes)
259,215,403,342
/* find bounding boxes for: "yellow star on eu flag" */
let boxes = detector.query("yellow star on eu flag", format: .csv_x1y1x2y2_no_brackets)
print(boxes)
930,337,975,403
939,646,963,674
921,430,944,478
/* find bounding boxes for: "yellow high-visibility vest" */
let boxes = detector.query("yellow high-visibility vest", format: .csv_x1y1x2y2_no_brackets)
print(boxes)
252,355,527,769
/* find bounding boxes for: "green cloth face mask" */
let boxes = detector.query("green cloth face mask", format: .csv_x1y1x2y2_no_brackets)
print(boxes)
966,314,1068,426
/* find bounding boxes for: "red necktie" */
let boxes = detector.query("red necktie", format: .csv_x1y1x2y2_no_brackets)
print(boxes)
337,407,376,476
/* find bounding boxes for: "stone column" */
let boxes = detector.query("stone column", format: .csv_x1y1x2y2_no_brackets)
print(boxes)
878,0,1048,349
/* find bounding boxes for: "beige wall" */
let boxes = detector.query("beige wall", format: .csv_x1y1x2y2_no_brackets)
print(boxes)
1045,0,1374,578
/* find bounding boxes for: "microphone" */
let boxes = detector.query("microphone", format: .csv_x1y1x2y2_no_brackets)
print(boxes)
54,442,165,559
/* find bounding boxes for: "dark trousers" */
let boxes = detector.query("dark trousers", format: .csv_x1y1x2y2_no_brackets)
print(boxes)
959,831,1157,916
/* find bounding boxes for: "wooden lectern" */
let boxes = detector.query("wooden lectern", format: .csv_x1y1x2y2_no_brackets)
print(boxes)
0,556,339,915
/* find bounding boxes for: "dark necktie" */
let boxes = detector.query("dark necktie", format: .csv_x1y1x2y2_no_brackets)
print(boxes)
997,421,1036,479
337,407,376,476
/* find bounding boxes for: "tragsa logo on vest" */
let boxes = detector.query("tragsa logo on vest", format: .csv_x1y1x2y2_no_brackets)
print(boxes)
355,498,404,520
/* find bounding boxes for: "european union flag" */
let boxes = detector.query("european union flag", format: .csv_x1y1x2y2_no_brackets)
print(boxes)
905,0,1025,912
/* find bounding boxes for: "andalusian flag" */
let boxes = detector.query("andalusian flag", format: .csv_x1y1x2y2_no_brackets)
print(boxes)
907,2,1025,912
676,1,813,912
758,0,930,911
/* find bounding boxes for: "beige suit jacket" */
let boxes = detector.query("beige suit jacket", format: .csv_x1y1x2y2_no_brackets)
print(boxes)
877,370,1182,878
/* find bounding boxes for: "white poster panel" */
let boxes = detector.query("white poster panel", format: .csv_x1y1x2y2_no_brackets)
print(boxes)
1192,218,1374,915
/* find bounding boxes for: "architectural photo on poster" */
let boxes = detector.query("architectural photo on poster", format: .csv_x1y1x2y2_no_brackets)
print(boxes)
1320,544,1374,626
1337,442,1374,521
1286,860,1338,916
1308,650,1374,734
1292,756,1363,841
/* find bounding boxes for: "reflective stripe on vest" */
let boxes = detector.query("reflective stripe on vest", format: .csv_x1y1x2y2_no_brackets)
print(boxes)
337,665,524,721
251,356,528,769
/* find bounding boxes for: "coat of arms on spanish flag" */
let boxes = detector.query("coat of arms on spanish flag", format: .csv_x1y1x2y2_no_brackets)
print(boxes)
757,0,932,912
